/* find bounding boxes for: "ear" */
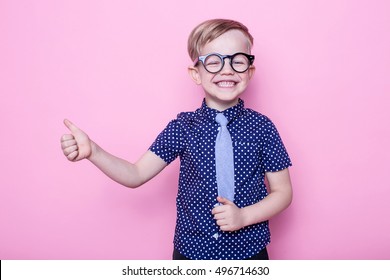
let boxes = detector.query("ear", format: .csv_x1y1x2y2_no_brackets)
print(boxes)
188,66,202,85
248,65,256,80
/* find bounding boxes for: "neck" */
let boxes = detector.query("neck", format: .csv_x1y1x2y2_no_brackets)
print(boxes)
204,97,239,112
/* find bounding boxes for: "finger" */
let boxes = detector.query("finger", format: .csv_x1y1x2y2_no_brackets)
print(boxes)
217,196,234,206
219,225,231,232
213,213,226,221
67,150,79,161
63,119,80,134
63,145,78,156
60,134,75,142
211,206,224,215
61,138,77,149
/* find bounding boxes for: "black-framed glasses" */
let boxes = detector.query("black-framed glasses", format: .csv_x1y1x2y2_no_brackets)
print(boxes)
194,52,255,74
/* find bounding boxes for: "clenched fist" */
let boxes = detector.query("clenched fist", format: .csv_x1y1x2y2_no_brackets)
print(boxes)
60,119,92,161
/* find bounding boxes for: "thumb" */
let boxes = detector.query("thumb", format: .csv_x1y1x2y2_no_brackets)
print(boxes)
63,119,80,134
217,196,234,205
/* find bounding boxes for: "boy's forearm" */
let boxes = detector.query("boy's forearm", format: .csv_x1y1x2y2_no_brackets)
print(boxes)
87,141,143,188
241,188,292,227
87,142,167,188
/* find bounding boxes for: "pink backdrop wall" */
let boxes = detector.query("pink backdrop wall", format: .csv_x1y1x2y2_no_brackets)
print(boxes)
1,0,389,259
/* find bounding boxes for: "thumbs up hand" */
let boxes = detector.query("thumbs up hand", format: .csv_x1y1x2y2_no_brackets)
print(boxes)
211,196,246,232
61,119,92,162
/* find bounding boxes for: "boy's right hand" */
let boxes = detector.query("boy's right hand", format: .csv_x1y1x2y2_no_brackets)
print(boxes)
61,119,92,162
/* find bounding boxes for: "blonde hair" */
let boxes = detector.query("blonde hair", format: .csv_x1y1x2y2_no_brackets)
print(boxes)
187,19,254,61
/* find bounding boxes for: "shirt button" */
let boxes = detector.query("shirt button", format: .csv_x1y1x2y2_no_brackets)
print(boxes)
212,233,221,240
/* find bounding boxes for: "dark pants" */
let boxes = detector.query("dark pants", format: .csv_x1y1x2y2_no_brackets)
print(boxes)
172,247,269,260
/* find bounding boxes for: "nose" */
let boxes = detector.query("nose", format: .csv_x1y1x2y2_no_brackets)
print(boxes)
219,58,234,74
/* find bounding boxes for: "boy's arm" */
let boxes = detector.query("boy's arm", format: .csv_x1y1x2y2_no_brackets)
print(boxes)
212,168,292,232
242,168,293,226
61,119,167,188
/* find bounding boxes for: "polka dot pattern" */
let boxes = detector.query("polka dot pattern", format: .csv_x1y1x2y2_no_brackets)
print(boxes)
149,99,291,260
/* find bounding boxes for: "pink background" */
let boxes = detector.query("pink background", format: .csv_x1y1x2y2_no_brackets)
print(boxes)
1,0,389,260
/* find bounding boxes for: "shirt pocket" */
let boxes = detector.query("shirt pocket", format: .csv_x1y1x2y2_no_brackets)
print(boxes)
233,141,262,186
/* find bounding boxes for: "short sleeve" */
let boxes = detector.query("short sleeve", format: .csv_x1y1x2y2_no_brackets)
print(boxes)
261,119,292,172
149,119,184,164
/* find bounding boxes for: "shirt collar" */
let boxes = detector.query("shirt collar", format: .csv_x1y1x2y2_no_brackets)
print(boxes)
198,98,245,124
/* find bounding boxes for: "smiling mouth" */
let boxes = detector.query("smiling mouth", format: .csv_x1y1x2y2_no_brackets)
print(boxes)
216,81,237,88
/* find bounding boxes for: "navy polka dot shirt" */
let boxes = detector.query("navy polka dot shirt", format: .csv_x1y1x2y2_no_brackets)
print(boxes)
149,99,292,260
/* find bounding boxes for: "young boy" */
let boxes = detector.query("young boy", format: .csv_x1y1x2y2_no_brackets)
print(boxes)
61,19,292,260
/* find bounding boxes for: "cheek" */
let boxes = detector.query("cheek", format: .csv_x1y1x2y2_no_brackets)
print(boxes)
203,73,218,84
198,70,214,85
238,74,250,84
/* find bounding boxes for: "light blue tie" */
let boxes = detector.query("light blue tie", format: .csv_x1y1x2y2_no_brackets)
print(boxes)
215,113,235,202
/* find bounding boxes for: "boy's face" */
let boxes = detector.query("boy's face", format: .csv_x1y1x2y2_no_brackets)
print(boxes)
189,29,255,111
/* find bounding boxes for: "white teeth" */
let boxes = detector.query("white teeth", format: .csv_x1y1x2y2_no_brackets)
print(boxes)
217,81,236,87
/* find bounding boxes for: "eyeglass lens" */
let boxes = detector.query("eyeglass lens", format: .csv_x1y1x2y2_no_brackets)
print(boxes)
204,54,251,73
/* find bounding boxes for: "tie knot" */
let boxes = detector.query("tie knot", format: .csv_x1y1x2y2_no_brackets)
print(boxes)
215,113,228,126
